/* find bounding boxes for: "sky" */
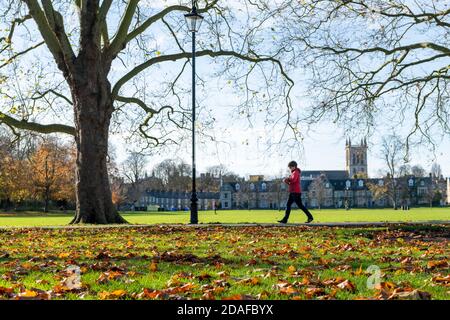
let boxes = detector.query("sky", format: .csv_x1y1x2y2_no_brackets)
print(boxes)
111,115,450,179
107,0,450,179
109,46,450,179
2,0,449,179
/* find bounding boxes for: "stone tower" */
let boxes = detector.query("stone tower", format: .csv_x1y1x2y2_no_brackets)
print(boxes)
346,138,368,178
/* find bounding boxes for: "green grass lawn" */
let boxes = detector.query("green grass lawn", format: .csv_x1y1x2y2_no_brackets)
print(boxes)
0,224,448,300
0,207,448,227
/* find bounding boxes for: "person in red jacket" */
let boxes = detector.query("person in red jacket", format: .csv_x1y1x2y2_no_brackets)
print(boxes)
278,161,314,224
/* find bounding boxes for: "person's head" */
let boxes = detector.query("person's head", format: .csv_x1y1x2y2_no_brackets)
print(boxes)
288,160,298,171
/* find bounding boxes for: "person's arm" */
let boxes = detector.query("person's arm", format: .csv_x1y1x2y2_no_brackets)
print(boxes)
290,169,299,185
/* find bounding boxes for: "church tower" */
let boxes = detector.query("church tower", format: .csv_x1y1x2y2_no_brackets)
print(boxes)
346,138,368,178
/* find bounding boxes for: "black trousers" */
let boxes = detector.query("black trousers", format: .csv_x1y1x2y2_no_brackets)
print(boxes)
283,193,313,221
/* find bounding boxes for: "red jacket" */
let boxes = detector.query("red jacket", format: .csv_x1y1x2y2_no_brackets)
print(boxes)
287,168,301,193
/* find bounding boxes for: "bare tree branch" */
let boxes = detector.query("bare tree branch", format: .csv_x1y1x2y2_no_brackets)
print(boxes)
0,112,75,135
112,49,293,97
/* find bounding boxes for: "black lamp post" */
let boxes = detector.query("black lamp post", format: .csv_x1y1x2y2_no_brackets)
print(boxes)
184,1,203,224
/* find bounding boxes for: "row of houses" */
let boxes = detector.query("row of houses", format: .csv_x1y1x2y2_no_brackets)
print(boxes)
139,191,219,211
219,173,448,209
136,171,449,210
134,141,449,210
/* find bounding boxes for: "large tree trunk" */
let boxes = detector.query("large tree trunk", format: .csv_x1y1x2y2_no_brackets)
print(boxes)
69,61,126,224
70,94,126,224
64,1,126,224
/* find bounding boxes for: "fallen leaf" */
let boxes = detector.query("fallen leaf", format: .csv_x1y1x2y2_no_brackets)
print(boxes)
237,277,260,286
337,279,356,292
150,262,158,272
389,289,431,300
305,287,325,298
432,275,450,286
427,260,448,270
197,273,212,281
98,289,127,300
15,288,51,300
58,252,70,259
288,265,296,273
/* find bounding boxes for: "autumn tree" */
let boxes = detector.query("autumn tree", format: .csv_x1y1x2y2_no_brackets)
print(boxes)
0,131,10,204
0,130,35,208
110,175,127,210
0,141,13,207
30,138,75,212
0,1,294,224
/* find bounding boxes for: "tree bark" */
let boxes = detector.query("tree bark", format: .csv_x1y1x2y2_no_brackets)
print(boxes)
70,93,126,224
69,59,126,224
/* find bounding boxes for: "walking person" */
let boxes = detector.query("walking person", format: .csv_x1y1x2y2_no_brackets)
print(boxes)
278,161,314,224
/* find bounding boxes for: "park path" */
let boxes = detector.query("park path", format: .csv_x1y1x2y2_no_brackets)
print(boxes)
0,221,448,229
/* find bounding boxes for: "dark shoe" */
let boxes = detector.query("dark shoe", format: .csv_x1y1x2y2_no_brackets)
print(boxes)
305,218,314,224
278,219,287,224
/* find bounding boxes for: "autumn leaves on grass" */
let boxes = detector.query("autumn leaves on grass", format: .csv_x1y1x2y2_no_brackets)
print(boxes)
0,225,448,300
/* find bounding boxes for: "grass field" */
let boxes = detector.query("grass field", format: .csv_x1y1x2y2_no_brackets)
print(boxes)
0,207,448,227
0,224,448,300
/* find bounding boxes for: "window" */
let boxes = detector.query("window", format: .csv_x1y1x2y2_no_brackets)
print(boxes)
346,180,351,188
261,182,267,191
325,183,330,188
408,178,414,187
235,183,240,191
358,180,364,187
224,193,228,199
378,180,384,186
250,183,255,191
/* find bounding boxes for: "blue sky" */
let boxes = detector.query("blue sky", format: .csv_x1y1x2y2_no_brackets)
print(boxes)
111,50,450,178
109,0,450,178
110,102,450,178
